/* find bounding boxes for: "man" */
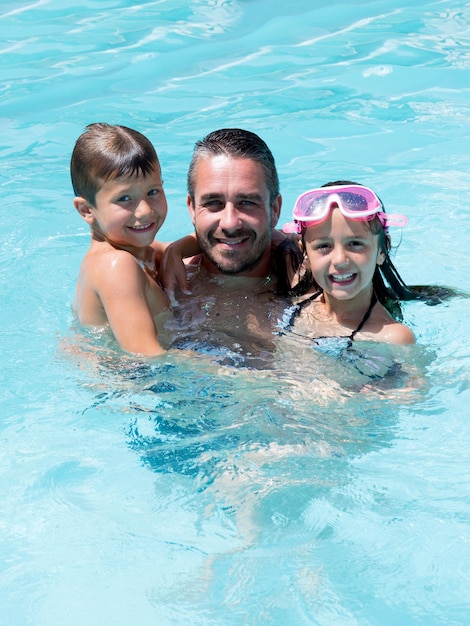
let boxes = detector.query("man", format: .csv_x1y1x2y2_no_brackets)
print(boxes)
163,128,301,367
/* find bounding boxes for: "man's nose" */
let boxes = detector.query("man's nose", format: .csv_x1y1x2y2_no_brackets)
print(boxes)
219,203,242,231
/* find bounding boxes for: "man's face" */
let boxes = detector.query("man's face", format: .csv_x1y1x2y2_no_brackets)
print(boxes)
187,155,281,276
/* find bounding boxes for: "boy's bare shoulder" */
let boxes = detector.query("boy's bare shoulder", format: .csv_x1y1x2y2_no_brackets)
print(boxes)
81,244,144,282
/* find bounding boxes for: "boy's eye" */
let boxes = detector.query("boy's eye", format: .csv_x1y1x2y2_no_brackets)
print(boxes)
148,188,160,197
117,194,131,202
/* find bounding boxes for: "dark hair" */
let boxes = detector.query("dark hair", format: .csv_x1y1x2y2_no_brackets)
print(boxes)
187,128,280,206
70,123,160,205
292,180,458,318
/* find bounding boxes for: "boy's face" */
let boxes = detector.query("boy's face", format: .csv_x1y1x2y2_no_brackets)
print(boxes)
87,165,167,250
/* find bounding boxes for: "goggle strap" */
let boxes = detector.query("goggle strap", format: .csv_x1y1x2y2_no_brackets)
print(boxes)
282,221,302,235
377,212,408,228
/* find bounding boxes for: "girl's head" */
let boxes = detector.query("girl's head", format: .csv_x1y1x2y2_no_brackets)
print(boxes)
70,123,161,206
302,199,387,302
285,181,415,312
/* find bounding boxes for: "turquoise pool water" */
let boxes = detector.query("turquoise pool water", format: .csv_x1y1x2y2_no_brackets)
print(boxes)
1,1,470,624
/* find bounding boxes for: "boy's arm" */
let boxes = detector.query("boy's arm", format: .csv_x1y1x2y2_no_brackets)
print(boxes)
96,253,168,356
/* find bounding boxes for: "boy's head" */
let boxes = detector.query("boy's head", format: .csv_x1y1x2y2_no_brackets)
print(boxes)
70,123,160,206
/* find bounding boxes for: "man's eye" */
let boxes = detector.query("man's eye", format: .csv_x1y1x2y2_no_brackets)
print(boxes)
202,200,223,209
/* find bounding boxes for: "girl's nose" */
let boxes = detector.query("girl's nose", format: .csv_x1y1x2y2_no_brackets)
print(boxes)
331,245,349,267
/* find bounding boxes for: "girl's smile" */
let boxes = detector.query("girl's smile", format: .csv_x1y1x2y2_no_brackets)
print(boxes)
304,207,385,303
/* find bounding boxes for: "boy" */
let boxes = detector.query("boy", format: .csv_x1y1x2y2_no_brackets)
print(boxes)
71,123,171,356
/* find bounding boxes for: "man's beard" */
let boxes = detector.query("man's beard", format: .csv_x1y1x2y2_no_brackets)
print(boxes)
196,228,271,275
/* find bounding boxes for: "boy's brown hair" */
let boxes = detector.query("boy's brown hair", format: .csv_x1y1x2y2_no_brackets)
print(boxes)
70,123,160,205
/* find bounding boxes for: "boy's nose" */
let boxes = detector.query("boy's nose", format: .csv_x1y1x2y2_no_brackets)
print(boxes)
135,199,153,218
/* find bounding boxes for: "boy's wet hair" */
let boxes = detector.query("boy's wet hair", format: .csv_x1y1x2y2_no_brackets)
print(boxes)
187,128,280,206
70,123,160,205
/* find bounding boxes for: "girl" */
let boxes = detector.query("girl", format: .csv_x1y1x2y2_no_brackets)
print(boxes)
282,181,417,346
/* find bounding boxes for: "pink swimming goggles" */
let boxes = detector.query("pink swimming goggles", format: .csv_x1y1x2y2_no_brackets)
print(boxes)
282,184,408,234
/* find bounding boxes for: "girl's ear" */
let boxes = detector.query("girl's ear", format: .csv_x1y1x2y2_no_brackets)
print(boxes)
377,234,391,265
377,249,386,266
74,197,95,224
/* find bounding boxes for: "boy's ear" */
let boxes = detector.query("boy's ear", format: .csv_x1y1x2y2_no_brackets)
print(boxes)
74,197,95,224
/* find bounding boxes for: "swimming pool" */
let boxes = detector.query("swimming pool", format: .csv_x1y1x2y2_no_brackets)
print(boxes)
1,1,469,624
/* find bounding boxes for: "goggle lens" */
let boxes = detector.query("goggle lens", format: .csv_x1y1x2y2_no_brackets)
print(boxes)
294,186,380,221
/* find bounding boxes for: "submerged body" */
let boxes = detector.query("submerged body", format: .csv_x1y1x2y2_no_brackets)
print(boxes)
167,258,289,368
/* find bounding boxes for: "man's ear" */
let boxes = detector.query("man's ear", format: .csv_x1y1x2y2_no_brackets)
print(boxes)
187,194,196,226
74,197,95,224
270,194,282,228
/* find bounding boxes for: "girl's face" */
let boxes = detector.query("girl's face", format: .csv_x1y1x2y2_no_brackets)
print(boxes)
303,207,385,302
89,164,167,251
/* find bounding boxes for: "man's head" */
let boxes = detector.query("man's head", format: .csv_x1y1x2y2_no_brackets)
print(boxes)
70,123,161,206
186,128,282,276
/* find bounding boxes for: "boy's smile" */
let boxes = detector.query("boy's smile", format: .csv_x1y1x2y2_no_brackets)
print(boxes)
90,166,167,254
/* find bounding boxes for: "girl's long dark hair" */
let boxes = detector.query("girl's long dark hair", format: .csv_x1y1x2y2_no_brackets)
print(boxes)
291,180,462,320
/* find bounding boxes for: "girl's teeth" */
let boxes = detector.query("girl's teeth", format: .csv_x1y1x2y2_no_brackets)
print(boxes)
332,273,354,281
